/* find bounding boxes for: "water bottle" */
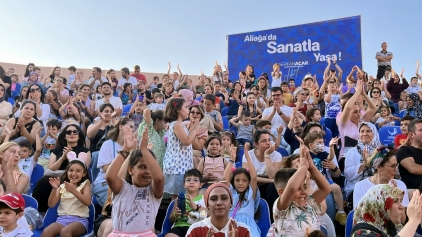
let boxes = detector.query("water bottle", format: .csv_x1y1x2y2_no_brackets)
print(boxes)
178,192,186,217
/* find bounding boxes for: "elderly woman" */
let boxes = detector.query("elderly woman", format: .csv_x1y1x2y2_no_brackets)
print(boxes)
405,93,422,118
337,80,377,170
352,185,422,237
0,84,12,134
344,122,381,200
353,148,409,223
186,183,251,236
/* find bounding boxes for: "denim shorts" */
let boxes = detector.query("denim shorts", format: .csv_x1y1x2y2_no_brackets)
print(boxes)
57,215,89,232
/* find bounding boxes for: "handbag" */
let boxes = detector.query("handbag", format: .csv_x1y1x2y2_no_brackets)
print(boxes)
43,169,65,177
96,125,113,150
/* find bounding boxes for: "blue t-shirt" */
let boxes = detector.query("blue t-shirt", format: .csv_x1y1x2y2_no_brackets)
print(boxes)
310,151,329,177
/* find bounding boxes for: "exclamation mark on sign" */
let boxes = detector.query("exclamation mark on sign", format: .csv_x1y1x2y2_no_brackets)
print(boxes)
339,52,342,61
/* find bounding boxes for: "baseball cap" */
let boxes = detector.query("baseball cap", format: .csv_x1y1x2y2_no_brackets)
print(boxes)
303,74,314,82
0,193,25,211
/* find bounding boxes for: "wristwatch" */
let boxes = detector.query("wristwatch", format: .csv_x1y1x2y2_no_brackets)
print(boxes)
278,111,283,115
117,150,130,159
330,167,339,172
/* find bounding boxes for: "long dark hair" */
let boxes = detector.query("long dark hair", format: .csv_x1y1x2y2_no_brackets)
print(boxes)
125,149,156,186
107,117,132,141
25,84,45,102
24,63,35,78
61,160,89,187
56,124,85,149
163,98,186,123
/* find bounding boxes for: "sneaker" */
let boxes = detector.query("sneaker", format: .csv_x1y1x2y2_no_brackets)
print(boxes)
335,212,347,226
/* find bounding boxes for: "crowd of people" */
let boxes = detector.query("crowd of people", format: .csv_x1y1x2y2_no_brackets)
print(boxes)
1,41,422,236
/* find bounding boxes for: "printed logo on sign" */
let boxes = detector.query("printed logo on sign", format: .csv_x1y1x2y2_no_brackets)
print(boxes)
276,61,309,82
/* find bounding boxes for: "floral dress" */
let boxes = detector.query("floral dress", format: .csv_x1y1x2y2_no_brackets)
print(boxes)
137,119,165,169
352,184,411,237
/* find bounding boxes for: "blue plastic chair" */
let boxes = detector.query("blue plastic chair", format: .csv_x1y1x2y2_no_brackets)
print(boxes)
378,126,401,145
29,164,44,194
219,99,225,109
22,194,38,209
222,116,229,131
345,210,354,237
7,97,14,106
236,147,245,168
33,201,96,237
399,110,406,118
257,199,271,237
221,107,228,116
158,200,175,237
276,147,289,157
122,104,132,116
229,125,238,137
324,127,332,147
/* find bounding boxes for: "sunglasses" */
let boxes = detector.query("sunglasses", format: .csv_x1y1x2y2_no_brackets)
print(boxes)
65,130,79,135
30,88,41,93
45,143,55,147
372,91,380,94
190,111,202,115
329,81,336,84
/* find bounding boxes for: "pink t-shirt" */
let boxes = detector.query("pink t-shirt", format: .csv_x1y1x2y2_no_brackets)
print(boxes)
112,180,162,232
336,110,365,158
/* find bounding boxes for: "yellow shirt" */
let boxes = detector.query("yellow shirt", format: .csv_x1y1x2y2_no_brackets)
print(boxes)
58,179,90,218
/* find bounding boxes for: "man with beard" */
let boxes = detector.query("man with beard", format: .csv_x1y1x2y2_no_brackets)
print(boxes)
88,67,108,90
95,82,122,117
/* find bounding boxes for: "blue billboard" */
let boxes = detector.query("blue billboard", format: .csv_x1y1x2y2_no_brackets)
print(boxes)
227,16,362,85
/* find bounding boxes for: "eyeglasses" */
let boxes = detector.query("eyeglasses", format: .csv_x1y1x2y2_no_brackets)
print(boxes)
329,81,336,84
65,130,79,135
30,88,41,93
387,163,399,169
271,94,282,97
190,111,202,115
300,93,309,96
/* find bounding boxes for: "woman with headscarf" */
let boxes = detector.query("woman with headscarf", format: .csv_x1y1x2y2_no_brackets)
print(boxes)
353,148,409,224
352,185,422,237
405,93,422,118
179,89,199,106
0,84,12,134
186,183,251,237
344,122,381,204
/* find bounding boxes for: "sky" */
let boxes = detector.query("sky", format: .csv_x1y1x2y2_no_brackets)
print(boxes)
0,0,421,78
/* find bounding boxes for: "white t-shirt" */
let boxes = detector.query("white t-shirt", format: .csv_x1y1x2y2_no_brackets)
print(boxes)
242,149,282,178
95,96,123,111
112,180,162,232
353,178,409,209
88,77,108,90
18,157,36,178
67,74,75,89
271,76,282,88
117,76,138,88
93,140,122,185
262,105,293,136
0,222,32,237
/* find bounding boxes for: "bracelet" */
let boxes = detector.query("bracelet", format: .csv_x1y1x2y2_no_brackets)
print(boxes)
229,160,235,164
278,111,283,115
330,167,339,172
264,154,271,159
117,150,130,159
195,204,201,212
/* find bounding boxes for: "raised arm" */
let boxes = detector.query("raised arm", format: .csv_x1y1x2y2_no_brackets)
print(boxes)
243,143,257,199
141,128,164,198
174,120,199,146
339,80,363,126
333,59,343,81
167,62,171,76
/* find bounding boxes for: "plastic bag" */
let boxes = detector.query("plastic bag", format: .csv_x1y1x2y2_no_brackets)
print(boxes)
24,207,43,230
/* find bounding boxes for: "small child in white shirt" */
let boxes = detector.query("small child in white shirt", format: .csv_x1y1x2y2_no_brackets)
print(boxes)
147,93,166,111
0,193,32,237
17,134,41,179
38,119,61,169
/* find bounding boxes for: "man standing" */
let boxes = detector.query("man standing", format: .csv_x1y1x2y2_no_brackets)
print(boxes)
131,65,147,83
118,67,138,91
376,42,393,79
397,119,422,190
88,67,108,90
